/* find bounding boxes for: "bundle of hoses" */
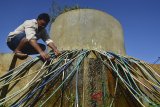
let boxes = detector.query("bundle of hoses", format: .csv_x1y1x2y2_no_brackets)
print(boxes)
0,50,159,107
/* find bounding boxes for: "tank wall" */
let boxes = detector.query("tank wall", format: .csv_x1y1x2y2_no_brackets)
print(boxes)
50,9,126,55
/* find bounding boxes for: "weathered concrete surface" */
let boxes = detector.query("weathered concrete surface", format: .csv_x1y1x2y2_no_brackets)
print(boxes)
0,53,42,76
50,9,126,55
150,64,160,74
148,64,160,78
0,53,30,76
0,53,43,105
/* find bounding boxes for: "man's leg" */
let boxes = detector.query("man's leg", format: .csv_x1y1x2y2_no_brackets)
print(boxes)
7,34,28,59
14,38,28,59
7,34,46,58
15,39,46,55
21,43,46,55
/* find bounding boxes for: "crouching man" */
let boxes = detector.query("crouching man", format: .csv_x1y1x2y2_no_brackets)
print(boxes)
7,13,61,60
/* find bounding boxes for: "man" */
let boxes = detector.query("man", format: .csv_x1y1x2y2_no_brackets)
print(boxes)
7,13,61,60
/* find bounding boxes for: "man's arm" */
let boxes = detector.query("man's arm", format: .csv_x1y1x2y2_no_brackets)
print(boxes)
41,29,61,56
29,39,50,60
48,42,61,56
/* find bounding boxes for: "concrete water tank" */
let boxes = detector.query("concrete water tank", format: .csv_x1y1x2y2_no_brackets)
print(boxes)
50,9,126,55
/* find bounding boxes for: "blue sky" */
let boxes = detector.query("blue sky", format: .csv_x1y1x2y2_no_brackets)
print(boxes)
0,0,160,63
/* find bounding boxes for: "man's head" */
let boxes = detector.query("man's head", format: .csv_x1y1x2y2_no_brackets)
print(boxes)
37,13,50,30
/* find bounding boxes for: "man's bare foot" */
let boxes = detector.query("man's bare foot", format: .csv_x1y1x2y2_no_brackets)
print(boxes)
14,51,28,60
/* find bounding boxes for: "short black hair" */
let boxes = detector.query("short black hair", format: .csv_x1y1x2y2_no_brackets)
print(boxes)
37,13,50,23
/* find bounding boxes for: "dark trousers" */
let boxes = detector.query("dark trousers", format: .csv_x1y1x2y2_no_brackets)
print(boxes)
7,33,46,55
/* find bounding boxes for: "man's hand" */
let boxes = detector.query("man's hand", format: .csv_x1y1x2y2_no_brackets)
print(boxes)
54,49,61,56
29,40,50,60
48,42,61,56
40,51,50,61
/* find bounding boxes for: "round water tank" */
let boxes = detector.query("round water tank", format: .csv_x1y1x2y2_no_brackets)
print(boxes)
50,9,126,55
